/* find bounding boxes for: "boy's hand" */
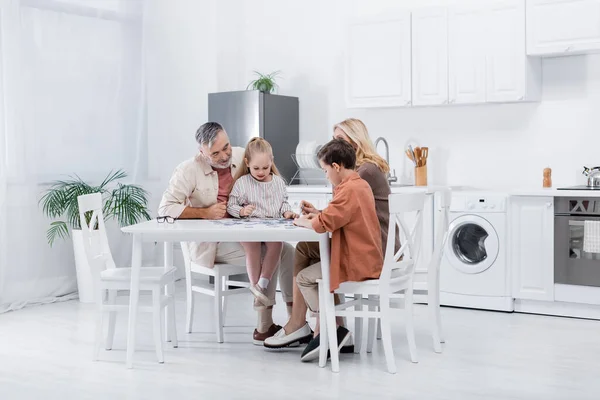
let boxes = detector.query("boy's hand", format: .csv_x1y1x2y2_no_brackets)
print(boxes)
300,200,319,215
240,204,256,217
283,211,298,219
293,214,314,229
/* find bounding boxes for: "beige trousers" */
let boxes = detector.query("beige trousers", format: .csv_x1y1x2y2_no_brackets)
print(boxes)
294,241,342,313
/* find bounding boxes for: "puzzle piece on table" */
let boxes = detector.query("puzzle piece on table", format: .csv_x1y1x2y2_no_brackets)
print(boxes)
210,218,296,228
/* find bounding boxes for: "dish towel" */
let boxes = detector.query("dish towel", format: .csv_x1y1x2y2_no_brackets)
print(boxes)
583,220,600,254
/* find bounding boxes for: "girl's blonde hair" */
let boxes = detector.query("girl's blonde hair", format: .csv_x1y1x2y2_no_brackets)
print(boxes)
234,137,281,181
333,118,390,174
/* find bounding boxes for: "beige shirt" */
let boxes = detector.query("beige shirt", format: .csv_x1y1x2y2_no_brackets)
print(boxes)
158,146,245,267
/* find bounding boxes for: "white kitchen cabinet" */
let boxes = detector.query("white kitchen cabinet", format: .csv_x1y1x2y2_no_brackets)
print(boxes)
527,0,600,56
345,13,412,108
448,4,487,104
486,0,541,102
411,8,449,106
510,196,554,301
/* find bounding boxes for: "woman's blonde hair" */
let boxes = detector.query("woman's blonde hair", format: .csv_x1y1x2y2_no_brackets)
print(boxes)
333,118,390,173
234,137,281,181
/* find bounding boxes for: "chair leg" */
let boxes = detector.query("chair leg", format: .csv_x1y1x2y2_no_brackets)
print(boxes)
105,289,117,350
214,271,224,343
185,275,194,334
93,289,105,361
379,297,397,374
353,294,362,354
405,286,418,363
325,291,339,373
366,295,376,354
430,287,442,353
152,288,164,363
167,282,178,348
318,283,328,369
435,274,445,344
375,294,382,340
221,276,228,327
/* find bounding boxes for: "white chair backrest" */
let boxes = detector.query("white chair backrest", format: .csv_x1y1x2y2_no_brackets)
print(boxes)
429,189,452,273
77,193,117,282
380,192,427,284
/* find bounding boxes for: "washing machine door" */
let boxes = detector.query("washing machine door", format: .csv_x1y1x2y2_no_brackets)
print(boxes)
445,215,499,274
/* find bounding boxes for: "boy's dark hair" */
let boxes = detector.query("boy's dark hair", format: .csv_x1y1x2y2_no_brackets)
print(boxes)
317,138,356,170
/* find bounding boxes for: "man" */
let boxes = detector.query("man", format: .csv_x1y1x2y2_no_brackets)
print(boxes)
158,122,294,344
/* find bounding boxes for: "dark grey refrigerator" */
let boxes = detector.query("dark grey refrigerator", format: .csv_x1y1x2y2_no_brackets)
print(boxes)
208,90,299,184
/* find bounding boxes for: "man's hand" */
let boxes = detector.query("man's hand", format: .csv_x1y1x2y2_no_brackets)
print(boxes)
206,202,227,220
283,211,298,219
300,200,319,215
240,204,256,217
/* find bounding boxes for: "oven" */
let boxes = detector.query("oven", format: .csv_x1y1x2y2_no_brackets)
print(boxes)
554,197,600,287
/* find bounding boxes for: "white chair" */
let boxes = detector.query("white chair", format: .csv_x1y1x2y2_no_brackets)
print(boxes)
180,242,250,343
375,189,451,353
318,192,426,374
77,193,178,364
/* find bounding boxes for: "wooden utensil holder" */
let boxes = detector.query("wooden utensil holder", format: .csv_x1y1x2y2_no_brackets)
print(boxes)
415,165,427,186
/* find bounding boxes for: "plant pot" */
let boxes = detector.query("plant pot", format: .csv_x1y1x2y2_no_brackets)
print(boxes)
71,229,95,303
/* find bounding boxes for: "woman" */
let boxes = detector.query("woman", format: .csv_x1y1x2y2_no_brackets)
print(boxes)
264,118,400,354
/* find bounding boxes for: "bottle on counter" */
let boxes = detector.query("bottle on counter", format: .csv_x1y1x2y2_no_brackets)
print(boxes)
543,167,552,188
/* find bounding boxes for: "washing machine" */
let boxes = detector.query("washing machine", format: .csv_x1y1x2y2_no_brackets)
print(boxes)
440,192,513,312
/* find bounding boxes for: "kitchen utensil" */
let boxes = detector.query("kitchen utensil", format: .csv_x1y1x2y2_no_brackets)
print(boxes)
408,145,416,165
583,166,600,188
421,147,428,164
414,147,422,167
405,149,416,166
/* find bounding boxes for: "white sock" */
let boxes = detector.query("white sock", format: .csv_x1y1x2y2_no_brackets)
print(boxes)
258,277,270,289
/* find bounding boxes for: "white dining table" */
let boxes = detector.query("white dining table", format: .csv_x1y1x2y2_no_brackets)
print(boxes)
121,218,332,369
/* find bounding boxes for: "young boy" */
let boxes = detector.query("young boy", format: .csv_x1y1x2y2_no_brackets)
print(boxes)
292,138,383,362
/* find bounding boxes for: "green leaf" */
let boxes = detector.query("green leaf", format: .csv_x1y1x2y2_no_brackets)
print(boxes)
46,221,69,247
106,184,151,226
99,169,127,189
40,170,150,245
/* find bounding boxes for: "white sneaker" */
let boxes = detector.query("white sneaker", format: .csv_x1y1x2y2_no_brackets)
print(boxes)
264,323,312,349
250,284,272,306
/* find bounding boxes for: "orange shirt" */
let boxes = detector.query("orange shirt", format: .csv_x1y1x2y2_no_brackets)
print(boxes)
311,171,383,292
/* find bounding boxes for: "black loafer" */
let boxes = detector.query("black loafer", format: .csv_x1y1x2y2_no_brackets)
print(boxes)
300,326,353,362
301,335,320,362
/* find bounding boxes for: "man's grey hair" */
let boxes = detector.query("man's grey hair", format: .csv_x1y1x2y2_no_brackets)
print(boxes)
195,122,224,147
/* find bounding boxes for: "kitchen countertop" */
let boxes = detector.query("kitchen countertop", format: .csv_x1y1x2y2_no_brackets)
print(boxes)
509,188,600,197
288,184,600,198
287,184,449,194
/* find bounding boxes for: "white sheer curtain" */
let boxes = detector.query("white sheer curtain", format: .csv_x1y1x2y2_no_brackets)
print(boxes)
0,0,146,313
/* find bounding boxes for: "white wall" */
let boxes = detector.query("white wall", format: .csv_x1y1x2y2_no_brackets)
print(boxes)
145,0,217,189
215,0,600,189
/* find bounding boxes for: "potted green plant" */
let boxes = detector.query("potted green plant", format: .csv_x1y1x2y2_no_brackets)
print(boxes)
39,169,151,302
246,70,281,93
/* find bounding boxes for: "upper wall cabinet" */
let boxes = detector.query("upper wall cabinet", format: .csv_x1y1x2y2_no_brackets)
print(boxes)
527,0,600,56
448,4,487,104
345,13,412,108
487,0,541,102
344,1,541,108
412,8,449,106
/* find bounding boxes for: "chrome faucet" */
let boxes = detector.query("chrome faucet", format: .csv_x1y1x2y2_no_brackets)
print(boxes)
374,137,398,184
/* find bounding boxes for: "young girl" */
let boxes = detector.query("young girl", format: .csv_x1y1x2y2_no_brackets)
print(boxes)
227,137,298,306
